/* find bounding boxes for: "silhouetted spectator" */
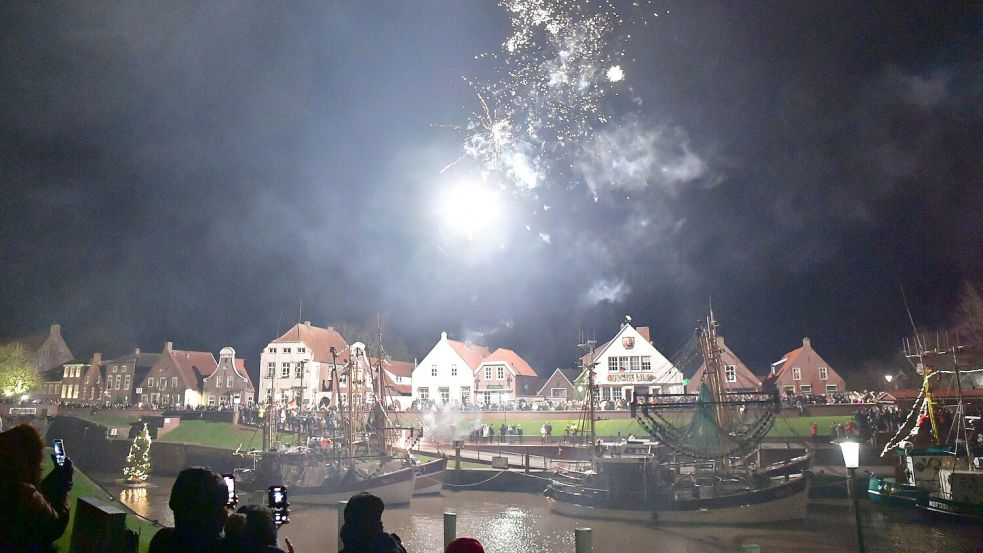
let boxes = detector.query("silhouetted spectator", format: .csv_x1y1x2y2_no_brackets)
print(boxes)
149,467,229,553
0,424,73,553
224,504,293,553
339,492,407,553
445,537,484,553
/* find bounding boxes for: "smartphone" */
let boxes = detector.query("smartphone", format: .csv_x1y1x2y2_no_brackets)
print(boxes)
222,474,236,507
268,485,289,525
53,439,66,466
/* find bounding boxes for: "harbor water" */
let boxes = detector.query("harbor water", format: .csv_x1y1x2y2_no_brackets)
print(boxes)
96,474,983,552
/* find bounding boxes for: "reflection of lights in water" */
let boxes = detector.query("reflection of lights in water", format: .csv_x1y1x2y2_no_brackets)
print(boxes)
119,486,152,518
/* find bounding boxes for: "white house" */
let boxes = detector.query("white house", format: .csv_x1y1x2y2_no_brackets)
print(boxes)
580,322,683,402
411,331,490,407
257,322,349,408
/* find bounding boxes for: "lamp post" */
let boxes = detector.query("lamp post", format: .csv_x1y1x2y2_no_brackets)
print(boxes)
838,438,865,553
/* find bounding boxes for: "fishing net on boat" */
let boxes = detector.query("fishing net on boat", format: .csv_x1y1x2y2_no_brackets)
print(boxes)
633,327,780,460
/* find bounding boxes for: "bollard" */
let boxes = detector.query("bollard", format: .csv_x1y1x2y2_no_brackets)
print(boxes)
337,500,347,552
524,450,530,473
443,510,457,549
575,527,592,553
454,439,463,483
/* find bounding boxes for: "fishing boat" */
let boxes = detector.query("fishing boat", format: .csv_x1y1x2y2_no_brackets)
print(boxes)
869,332,983,520
240,334,417,506
412,457,448,495
546,312,810,524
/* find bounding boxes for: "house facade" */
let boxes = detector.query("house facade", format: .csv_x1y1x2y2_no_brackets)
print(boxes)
104,348,161,405
0,323,74,374
411,332,490,407
766,337,846,396
537,368,581,406
378,357,414,410
683,336,762,394
474,348,541,405
201,347,256,407
59,353,106,404
257,322,349,409
137,342,217,408
582,323,684,403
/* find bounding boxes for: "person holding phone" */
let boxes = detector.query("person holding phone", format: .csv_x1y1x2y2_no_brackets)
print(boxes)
149,467,230,553
0,424,74,552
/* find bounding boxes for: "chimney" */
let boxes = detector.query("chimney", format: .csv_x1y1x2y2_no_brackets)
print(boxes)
165,341,173,352
441,331,448,341
134,347,141,355
50,324,61,336
802,337,811,349
91,352,102,365
304,321,311,326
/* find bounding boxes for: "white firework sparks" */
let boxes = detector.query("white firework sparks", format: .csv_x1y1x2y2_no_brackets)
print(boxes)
452,0,658,189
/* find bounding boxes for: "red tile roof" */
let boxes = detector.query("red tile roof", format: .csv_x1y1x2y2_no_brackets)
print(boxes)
482,348,537,376
273,323,349,363
770,347,804,380
379,358,414,378
447,340,491,370
234,358,256,389
170,349,218,386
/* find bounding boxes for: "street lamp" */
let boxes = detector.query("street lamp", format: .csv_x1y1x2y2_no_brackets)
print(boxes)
838,438,865,553
883,374,893,384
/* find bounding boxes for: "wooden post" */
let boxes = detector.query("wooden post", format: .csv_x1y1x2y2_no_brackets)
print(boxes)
454,439,463,483
575,527,592,553
443,510,457,549
337,500,347,552
524,450,530,473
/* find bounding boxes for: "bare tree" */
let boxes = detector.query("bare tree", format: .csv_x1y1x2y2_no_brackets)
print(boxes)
953,281,983,346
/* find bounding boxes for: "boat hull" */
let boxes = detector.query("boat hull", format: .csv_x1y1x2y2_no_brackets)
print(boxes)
546,475,809,524
413,457,447,495
867,475,925,507
919,495,983,521
289,466,416,506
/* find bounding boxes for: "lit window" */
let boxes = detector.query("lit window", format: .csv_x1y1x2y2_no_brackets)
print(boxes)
216,377,222,388
819,367,828,380
725,365,737,383
171,377,178,388
159,378,166,390
792,367,801,381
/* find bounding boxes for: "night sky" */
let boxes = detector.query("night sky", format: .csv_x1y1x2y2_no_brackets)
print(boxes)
2,1,981,381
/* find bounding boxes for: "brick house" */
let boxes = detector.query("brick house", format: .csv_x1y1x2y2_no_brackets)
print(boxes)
474,348,542,404
0,323,74,374
765,337,846,396
58,353,106,404
137,342,217,408
683,336,762,394
201,347,256,408
104,348,161,405
537,368,581,406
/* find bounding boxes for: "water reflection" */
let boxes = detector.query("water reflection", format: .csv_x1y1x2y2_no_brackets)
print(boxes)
94,473,983,553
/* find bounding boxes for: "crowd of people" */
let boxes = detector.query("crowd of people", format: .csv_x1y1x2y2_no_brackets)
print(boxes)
0,423,487,553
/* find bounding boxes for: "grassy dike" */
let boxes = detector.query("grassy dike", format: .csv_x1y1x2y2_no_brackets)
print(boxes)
43,455,159,553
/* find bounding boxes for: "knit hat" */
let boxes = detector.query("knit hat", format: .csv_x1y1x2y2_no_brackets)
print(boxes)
446,537,485,553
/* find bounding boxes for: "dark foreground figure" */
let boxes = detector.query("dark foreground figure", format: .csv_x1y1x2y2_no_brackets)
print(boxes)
339,492,408,553
0,424,74,553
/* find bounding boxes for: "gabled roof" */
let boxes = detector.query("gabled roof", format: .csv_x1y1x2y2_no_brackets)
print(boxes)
770,346,805,380
580,324,652,366
376,358,414,378
536,368,581,395
446,339,491,370
480,348,537,376
273,322,349,363
169,349,218,386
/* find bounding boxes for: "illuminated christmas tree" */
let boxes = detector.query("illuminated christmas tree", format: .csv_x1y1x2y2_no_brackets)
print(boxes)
123,423,152,481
